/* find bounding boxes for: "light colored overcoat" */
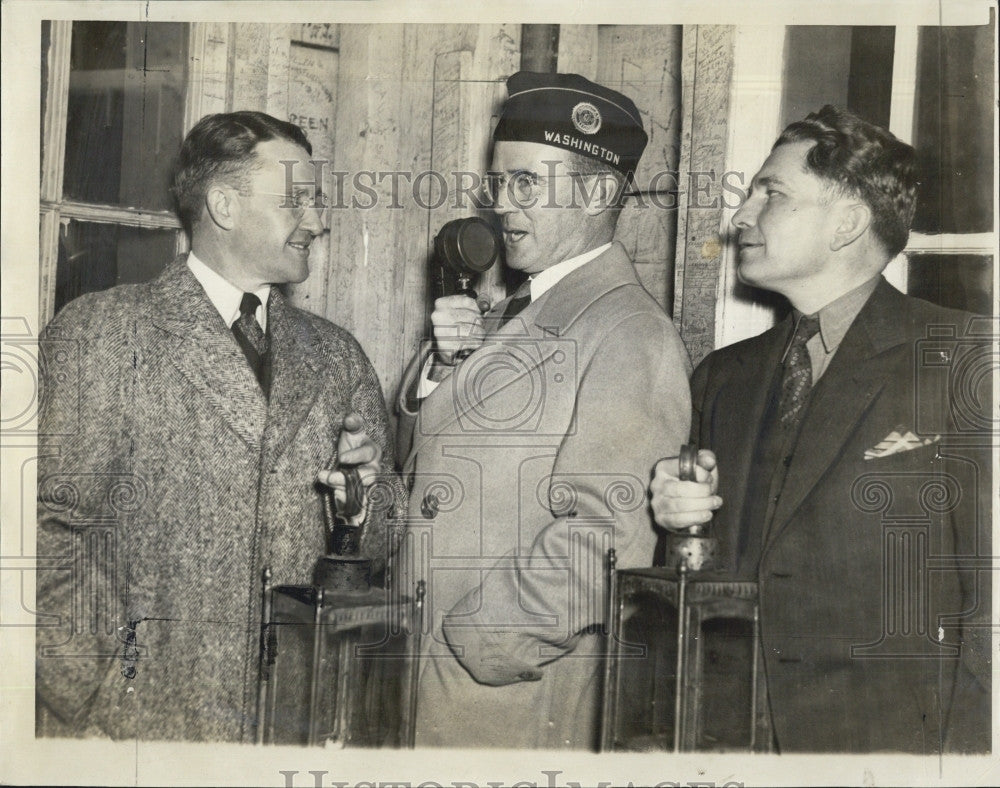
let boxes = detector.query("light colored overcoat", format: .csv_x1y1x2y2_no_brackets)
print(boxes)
399,243,692,749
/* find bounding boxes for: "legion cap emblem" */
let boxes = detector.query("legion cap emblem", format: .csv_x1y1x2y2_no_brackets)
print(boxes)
571,102,602,135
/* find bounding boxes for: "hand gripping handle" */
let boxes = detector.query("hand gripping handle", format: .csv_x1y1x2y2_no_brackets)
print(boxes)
339,465,365,520
678,443,699,482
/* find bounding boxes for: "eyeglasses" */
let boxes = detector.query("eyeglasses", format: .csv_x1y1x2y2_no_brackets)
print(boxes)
252,189,329,210
481,170,603,207
482,170,545,206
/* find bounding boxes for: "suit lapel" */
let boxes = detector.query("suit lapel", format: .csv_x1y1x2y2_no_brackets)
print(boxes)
150,258,268,448
259,291,326,470
407,312,563,461
713,322,789,567
765,280,911,546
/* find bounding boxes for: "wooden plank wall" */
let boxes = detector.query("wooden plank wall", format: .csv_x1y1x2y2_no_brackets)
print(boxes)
324,24,520,418
599,26,683,314
558,26,684,314
672,26,736,367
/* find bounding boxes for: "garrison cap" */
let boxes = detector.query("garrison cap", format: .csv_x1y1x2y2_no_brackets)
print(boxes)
493,71,648,179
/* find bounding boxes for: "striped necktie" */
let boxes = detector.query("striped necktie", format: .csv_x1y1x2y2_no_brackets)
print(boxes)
232,292,270,395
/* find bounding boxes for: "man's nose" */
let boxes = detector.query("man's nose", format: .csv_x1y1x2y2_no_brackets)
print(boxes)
731,194,757,229
490,180,517,216
491,194,514,217
299,205,325,235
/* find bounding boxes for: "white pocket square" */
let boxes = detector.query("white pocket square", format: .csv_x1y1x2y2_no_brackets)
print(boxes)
864,429,940,460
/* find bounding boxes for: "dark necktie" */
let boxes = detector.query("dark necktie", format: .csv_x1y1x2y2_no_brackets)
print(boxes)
499,281,532,327
777,315,821,429
232,292,270,395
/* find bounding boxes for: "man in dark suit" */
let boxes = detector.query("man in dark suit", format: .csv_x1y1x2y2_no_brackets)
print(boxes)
36,111,403,742
650,106,991,753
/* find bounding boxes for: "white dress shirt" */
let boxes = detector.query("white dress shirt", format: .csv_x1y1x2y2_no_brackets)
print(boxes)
187,252,271,331
523,242,611,302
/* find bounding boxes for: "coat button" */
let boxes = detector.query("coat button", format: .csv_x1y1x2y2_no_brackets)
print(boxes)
421,492,439,520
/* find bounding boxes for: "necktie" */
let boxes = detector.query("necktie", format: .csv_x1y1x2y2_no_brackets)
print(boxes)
232,292,270,395
777,315,821,429
499,280,532,327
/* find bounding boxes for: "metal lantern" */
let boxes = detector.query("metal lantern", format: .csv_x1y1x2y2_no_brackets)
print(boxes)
600,445,772,752
257,571,424,748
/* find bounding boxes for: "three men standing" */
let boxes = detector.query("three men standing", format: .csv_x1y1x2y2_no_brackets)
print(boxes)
36,83,989,755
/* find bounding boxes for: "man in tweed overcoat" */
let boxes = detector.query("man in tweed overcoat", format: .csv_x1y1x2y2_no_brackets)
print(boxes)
35,112,404,742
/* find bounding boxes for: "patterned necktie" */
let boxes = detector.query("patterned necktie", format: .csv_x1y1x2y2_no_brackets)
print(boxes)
777,315,821,429
232,292,269,394
499,280,532,327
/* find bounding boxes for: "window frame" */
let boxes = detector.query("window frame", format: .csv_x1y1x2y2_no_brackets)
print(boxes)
39,20,192,326
714,23,994,350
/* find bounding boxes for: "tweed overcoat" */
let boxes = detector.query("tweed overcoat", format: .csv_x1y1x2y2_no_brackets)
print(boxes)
35,257,404,742
691,279,991,752
398,243,692,749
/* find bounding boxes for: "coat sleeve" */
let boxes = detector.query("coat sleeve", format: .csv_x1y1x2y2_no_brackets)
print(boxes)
689,351,712,445
442,311,692,685
35,295,133,735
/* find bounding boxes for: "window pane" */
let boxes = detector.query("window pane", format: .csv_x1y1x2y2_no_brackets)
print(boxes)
55,221,178,314
907,254,993,315
780,27,895,130
912,23,995,234
63,21,187,211
781,26,853,128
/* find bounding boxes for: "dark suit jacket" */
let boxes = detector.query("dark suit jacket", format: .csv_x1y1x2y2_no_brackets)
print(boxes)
691,279,991,752
35,257,405,742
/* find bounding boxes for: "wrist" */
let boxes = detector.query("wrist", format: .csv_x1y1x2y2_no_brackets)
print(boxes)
429,355,456,379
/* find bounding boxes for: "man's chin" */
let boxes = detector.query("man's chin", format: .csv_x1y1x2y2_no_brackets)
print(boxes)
276,265,310,285
736,259,766,288
502,250,532,272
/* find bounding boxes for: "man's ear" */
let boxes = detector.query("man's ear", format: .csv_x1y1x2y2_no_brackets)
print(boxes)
583,172,621,217
830,200,871,251
204,184,237,231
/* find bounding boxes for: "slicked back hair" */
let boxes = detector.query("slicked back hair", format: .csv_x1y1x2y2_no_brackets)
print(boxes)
171,111,311,235
775,105,917,258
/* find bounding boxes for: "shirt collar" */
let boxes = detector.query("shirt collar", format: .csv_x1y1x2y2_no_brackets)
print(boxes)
187,252,271,331
527,242,612,302
795,274,881,354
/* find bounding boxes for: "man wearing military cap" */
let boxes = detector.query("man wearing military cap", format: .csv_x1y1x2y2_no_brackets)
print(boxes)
398,72,691,749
